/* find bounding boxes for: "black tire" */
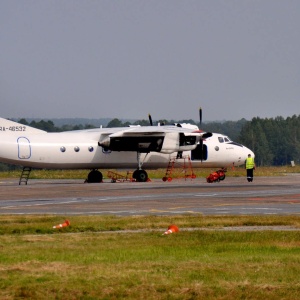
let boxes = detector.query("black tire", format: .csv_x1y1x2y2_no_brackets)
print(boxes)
134,170,148,182
87,170,103,183
132,169,139,180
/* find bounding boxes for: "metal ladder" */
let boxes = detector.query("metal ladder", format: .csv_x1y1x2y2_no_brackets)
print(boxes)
19,167,32,185
163,155,196,181
163,157,177,181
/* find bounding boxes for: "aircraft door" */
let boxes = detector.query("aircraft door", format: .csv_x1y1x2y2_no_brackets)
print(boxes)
17,137,31,159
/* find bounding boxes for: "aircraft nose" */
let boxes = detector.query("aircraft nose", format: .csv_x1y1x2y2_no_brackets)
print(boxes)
243,145,255,159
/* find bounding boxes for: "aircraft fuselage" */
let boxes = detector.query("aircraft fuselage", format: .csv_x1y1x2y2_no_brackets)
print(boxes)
0,128,252,169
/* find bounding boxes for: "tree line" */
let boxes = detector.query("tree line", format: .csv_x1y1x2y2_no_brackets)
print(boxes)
238,115,300,166
17,118,96,132
7,115,300,167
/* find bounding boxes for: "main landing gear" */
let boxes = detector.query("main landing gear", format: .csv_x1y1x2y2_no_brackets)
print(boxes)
132,152,149,182
85,152,149,183
86,169,103,183
132,169,148,182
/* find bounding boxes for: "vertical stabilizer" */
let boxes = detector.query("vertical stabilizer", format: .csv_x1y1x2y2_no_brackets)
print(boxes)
0,118,46,133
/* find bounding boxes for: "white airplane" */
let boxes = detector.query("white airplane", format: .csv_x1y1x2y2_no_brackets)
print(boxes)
0,115,254,184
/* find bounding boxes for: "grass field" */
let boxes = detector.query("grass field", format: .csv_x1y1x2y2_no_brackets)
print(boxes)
1,165,300,180
1,166,300,299
1,215,300,299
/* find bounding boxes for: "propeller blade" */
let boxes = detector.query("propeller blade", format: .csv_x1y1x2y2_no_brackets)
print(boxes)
200,139,203,161
148,114,153,126
202,132,212,139
199,107,202,125
199,132,212,162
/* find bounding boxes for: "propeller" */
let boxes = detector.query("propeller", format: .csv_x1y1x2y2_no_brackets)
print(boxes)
199,107,202,125
202,132,212,139
198,107,212,161
148,114,153,126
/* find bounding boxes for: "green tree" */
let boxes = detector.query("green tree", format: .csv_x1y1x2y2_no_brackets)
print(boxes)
106,118,124,128
18,118,29,125
29,120,58,132
239,115,300,166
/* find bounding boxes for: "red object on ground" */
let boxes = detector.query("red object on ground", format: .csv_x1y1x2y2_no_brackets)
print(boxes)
163,224,179,235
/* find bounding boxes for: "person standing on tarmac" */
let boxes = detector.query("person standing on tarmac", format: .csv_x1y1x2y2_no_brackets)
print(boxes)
245,153,256,182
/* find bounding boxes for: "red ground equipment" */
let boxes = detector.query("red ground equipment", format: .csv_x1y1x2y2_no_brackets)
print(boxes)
107,171,136,183
162,155,196,182
206,168,226,183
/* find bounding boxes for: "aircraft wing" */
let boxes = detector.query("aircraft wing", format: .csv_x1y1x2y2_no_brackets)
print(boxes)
98,125,206,154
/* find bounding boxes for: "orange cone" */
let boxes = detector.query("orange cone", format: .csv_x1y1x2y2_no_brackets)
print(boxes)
53,219,70,229
163,224,179,235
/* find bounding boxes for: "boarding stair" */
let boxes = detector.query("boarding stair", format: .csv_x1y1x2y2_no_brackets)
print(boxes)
162,155,196,181
19,167,32,185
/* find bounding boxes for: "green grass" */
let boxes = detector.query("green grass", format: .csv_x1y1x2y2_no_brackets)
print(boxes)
1,165,300,180
1,215,300,235
1,167,300,299
0,215,300,299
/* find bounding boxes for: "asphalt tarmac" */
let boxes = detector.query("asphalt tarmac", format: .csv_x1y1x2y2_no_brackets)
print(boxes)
0,174,299,216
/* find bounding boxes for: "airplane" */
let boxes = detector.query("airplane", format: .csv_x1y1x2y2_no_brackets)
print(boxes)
0,112,254,184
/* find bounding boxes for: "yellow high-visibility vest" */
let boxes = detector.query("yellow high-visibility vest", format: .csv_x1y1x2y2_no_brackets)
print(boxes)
245,157,255,169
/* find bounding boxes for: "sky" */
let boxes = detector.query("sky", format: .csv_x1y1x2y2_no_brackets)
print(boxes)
1,0,300,122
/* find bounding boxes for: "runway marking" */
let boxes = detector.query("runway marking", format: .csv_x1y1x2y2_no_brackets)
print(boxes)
194,194,219,197
170,206,191,209
213,203,250,207
149,209,169,213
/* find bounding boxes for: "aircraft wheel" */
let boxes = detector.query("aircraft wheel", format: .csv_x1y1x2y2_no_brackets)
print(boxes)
133,169,148,182
87,170,103,183
132,170,138,180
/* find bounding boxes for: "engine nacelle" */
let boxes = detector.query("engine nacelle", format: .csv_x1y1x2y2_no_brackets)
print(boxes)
173,123,199,130
160,132,179,153
160,132,198,154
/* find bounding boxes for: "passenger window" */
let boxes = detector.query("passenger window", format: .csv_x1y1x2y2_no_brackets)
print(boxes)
218,137,224,143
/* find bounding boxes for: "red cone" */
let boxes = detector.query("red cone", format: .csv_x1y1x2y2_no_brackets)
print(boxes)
163,224,179,235
53,219,70,229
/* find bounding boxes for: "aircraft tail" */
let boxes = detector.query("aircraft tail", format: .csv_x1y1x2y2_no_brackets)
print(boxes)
0,118,46,133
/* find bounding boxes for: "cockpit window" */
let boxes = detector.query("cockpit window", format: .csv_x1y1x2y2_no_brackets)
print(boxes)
224,137,230,142
218,137,224,143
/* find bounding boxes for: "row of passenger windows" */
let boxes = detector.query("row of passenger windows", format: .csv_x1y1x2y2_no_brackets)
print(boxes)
59,138,232,152
60,146,94,153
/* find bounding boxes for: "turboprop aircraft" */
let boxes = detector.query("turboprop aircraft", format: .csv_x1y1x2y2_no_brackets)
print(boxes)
0,113,254,184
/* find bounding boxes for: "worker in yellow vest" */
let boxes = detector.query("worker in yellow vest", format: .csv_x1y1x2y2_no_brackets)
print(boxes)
245,153,256,182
